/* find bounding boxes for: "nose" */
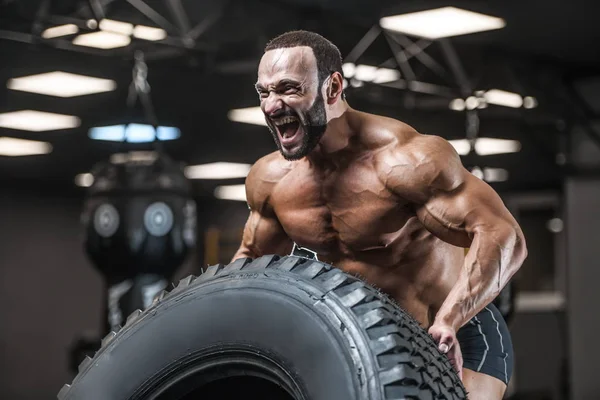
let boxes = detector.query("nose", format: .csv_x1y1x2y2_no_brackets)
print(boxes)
262,92,284,117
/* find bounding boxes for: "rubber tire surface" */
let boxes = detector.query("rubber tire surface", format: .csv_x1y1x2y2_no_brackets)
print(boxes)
58,255,467,400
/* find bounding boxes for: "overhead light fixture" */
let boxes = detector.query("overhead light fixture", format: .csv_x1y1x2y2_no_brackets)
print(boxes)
342,63,400,84
214,184,247,202
484,89,523,108
0,110,80,132
75,173,94,187
156,126,181,140
449,99,466,111
89,125,125,141
523,96,538,109
448,139,472,156
227,107,267,126
73,31,131,49
380,7,506,39
184,162,252,180
475,138,521,155
99,19,134,36
7,71,116,97
483,167,509,182
0,137,52,156
88,124,181,142
110,151,159,164
470,167,509,182
133,25,167,41
41,24,79,39
125,123,155,143
448,138,521,156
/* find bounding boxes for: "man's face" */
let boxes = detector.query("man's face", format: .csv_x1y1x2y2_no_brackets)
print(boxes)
256,46,328,160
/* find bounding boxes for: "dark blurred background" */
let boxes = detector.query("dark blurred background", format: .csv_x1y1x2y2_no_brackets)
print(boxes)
1,0,599,399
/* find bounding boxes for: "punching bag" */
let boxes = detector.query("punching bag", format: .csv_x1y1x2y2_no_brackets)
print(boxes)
81,151,196,331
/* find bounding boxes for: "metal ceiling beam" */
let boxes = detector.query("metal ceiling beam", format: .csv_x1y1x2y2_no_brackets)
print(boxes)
186,4,225,41
88,0,106,22
126,0,179,34
344,24,381,64
438,38,472,98
164,0,191,34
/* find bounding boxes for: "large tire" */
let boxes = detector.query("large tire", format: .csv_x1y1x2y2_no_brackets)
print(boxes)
58,255,467,400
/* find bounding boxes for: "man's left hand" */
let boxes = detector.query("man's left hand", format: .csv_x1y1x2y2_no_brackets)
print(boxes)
428,323,463,380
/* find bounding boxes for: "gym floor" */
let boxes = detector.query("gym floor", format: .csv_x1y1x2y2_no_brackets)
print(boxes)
0,1,598,399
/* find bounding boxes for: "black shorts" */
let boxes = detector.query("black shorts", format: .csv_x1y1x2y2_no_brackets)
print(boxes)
457,303,514,384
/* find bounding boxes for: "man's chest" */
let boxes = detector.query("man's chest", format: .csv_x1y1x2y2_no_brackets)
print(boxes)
270,161,414,255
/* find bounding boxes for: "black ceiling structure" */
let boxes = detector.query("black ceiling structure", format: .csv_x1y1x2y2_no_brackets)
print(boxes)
0,0,599,197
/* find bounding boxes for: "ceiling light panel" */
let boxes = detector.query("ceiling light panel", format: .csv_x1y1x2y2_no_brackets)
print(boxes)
0,137,53,156
7,71,116,97
0,110,80,132
73,31,131,49
380,7,506,39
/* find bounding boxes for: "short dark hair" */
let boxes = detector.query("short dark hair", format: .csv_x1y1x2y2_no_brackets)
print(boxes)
264,30,344,87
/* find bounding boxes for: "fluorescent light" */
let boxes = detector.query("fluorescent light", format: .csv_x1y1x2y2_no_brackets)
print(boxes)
372,67,400,83
89,124,181,142
227,107,267,126
354,64,378,81
483,168,509,182
523,96,538,109
73,31,131,49
475,138,521,155
448,139,471,156
342,63,356,78
89,125,126,141
110,151,158,165
125,123,155,143
156,126,181,140
185,162,252,180
484,89,523,108
75,173,94,187
448,138,521,156
449,99,466,111
341,63,400,83
214,184,247,201
380,7,506,39
465,96,479,110
99,19,134,36
471,166,484,180
7,71,116,97
41,24,79,39
0,137,52,156
133,25,167,41
0,110,80,132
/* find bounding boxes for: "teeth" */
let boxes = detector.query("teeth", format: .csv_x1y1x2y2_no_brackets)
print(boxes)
273,116,299,126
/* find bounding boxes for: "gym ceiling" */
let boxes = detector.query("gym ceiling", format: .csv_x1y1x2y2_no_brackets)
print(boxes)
0,0,598,197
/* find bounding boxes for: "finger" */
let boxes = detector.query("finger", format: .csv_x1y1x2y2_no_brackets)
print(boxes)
439,343,449,353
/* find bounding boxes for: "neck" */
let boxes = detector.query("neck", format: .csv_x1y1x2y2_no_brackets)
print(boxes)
306,103,354,166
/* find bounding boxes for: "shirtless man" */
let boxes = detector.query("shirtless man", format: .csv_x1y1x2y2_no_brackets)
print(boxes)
232,30,527,399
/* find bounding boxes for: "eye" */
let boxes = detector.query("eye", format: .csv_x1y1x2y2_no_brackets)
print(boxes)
258,90,269,99
284,86,298,94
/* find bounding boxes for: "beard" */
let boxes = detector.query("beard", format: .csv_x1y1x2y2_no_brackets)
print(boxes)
266,94,327,161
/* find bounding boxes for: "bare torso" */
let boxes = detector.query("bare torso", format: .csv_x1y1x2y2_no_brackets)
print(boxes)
258,111,465,327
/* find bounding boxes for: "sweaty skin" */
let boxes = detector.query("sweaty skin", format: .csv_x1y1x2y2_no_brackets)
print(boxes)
233,45,527,399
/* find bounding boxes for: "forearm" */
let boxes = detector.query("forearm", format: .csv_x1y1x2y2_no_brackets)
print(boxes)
434,226,527,330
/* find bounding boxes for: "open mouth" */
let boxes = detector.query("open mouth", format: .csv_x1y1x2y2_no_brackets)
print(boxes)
273,116,302,147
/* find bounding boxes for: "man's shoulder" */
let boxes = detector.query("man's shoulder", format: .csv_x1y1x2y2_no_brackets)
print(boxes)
365,116,464,197
246,151,293,208
248,151,293,182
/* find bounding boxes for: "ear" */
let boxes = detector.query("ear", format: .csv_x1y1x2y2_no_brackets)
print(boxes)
325,72,344,104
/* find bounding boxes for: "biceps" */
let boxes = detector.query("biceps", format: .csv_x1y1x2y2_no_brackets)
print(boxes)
241,210,293,256
416,178,514,248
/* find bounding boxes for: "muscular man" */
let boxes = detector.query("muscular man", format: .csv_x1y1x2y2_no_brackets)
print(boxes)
232,30,527,399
